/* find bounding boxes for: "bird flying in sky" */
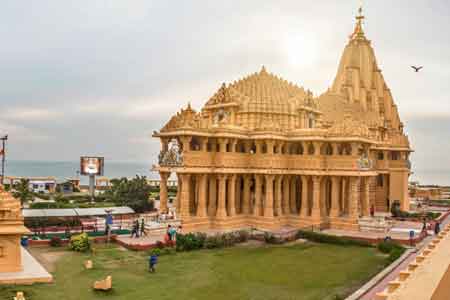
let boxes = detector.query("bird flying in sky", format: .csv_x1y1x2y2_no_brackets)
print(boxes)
411,66,423,72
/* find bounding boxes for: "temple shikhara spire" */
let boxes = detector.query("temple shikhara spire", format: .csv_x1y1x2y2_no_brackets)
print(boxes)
152,7,412,232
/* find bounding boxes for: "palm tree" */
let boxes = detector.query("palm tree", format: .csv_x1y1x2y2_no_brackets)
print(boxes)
12,178,33,205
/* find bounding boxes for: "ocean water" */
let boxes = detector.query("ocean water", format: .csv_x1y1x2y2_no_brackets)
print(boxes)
3,160,449,186
4,160,159,184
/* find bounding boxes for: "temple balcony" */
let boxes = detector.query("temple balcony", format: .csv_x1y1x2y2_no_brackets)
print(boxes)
181,152,371,171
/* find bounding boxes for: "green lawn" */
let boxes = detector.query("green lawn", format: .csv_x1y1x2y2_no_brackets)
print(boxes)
1,243,387,300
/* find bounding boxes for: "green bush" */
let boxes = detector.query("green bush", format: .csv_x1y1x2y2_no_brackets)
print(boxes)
235,230,250,243
176,232,206,252
264,232,279,244
296,230,372,247
69,233,90,252
377,241,400,254
377,241,405,263
388,247,405,263
149,248,161,256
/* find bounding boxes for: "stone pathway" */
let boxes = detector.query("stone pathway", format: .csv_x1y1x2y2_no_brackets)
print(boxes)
357,214,450,300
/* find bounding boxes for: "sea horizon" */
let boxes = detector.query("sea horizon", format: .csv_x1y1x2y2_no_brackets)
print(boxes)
2,159,450,187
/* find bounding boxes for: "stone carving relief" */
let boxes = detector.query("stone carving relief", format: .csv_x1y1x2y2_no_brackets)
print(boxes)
357,153,373,170
213,108,230,125
158,140,183,167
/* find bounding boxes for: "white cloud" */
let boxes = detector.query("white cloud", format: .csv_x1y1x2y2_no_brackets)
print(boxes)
0,120,51,142
1,108,62,122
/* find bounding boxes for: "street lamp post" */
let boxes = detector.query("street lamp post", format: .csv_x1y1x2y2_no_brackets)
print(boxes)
0,135,8,186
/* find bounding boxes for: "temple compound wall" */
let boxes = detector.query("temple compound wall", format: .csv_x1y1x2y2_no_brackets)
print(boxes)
153,8,412,232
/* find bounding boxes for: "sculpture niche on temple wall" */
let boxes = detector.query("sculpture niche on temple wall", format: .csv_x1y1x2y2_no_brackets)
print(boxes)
158,139,183,167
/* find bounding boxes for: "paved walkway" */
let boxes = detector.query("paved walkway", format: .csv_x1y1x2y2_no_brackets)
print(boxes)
115,233,166,247
358,214,450,300
0,247,53,285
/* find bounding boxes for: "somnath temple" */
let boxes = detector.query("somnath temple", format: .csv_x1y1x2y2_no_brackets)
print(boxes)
153,8,412,232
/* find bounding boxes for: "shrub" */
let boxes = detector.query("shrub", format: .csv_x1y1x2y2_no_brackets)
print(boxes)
296,230,372,247
69,233,90,252
149,248,161,256
377,240,405,263
50,236,62,247
175,233,206,252
235,230,250,243
264,232,277,244
390,200,401,217
388,247,405,263
204,235,221,249
377,241,400,254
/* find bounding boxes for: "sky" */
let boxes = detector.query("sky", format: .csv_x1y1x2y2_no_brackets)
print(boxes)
0,1,449,183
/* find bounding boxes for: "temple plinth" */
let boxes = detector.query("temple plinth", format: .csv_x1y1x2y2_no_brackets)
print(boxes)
152,8,412,232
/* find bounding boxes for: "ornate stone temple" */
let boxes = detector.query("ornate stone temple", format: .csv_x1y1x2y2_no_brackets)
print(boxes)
153,8,412,232
0,185,29,273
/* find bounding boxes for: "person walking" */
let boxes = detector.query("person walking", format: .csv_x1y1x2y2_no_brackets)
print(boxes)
130,219,138,238
135,219,140,238
149,253,158,273
140,218,147,237
169,225,177,242
434,221,441,235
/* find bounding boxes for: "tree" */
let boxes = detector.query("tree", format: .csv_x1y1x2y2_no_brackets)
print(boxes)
12,178,33,205
106,175,153,213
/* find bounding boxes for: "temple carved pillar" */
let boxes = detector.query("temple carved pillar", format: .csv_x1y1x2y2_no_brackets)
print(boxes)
351,142,360,156
282,175,290,214
264,174,274,217
342,177,348,215
242,175,252,214
180,136,192,153
300,176,309,217
311,176,321,219
274,175,283,216
179,174,191,218
254,174,262,216
290,176,297,213
201,138,208,152
228,175,237,217
218,138,228,153
362,178,370,216
208,175,217,217
216,174,228,218
348,177,360,219
235,176,242,214
313,142,322,156
176,173,182,212
266,140,274,155
255,140,263,154
159,171,169,213
330,176,340,218
331,143,339,155
197,174,208,217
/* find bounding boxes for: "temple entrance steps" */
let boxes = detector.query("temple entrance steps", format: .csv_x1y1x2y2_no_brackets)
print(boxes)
358,215,393,232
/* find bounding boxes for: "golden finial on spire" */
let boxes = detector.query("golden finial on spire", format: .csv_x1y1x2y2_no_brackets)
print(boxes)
351,0,365,39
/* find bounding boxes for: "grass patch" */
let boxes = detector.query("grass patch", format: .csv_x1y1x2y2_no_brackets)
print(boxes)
1,242,389,300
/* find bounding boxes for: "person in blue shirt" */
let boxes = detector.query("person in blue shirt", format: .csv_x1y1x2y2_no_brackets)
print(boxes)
149,254,158,273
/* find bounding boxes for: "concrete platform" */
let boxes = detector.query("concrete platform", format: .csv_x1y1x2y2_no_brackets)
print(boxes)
0,247,53,285
114,233,167,250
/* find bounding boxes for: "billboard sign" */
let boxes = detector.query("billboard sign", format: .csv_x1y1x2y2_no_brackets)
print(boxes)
80,157,104,176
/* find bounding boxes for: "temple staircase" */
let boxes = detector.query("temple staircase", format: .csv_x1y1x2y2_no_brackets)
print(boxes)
358,215,393,233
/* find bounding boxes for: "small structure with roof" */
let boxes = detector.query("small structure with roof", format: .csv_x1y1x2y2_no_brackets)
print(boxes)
0,185,52,284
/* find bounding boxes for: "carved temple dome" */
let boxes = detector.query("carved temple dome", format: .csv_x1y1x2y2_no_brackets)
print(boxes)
157,6,410,150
